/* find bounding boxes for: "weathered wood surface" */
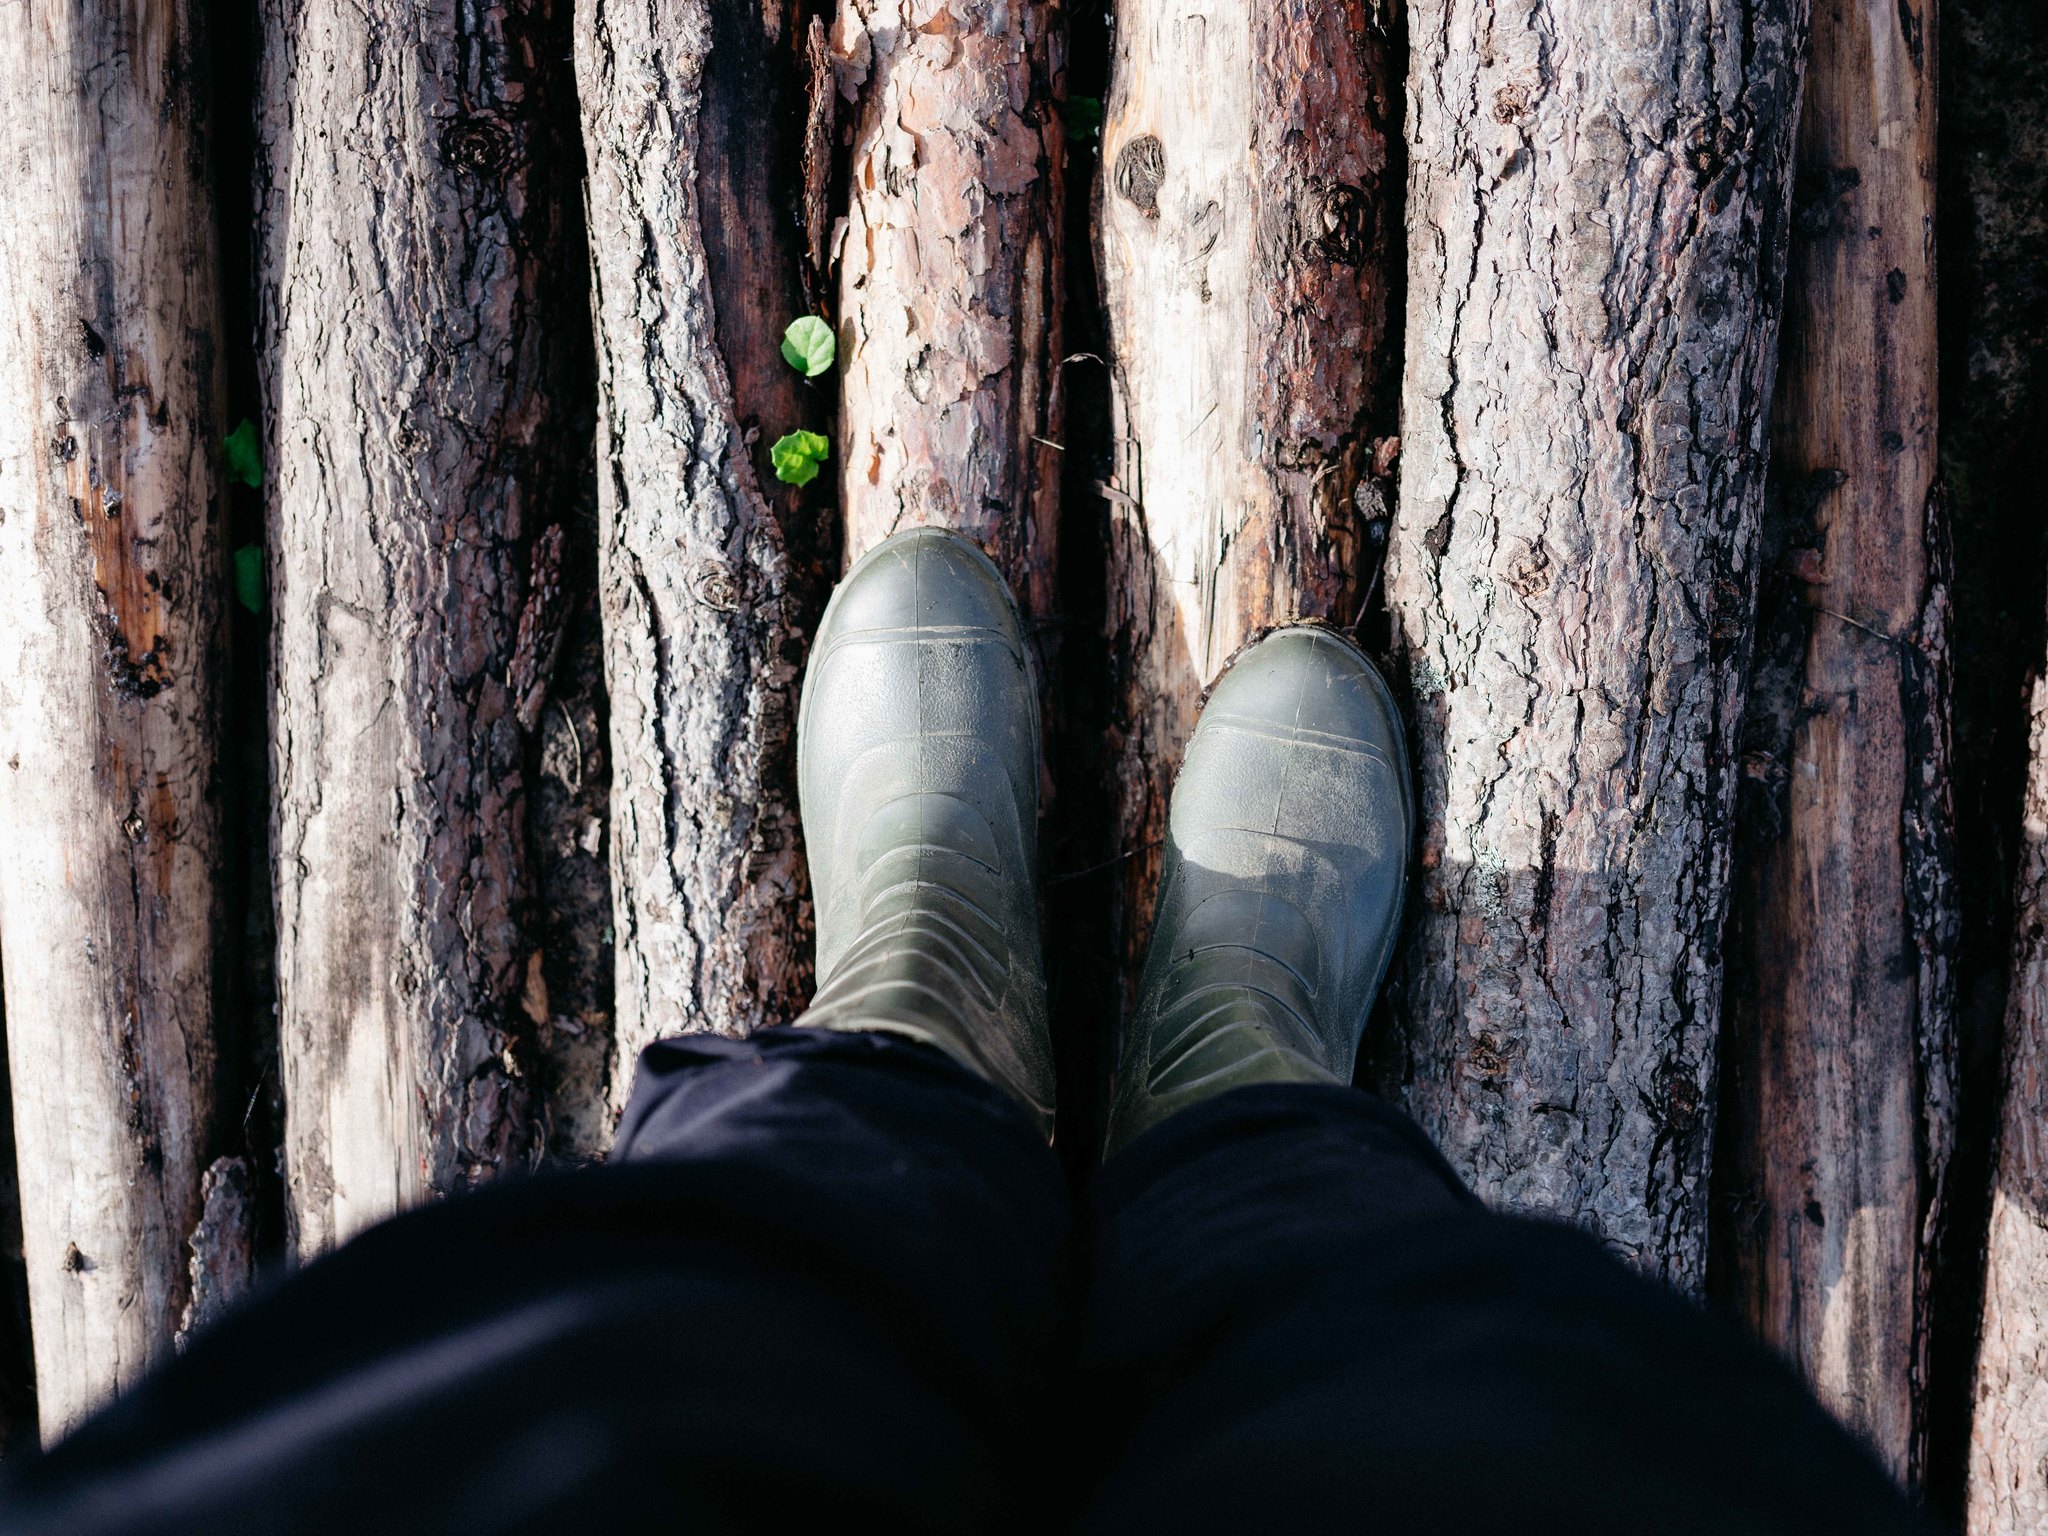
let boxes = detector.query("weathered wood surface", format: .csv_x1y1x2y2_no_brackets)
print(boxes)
1968,657,2048,1532
0,0,233,1434
832,0,1064,621
1095,0,1399,984
1714,0,1952,1483
258,0,583,1249
577,0,827,1112
1384,0,1810,1287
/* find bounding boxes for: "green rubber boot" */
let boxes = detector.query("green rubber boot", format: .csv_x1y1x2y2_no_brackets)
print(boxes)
1104,627,1414,1156
792,527,1055,1135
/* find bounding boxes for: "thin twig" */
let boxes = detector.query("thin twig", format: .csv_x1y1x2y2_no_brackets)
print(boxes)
552,696,584,795
1348,542,1390,634
241,1060,273,1137
1049,836,1166,886
1810,604,1916,650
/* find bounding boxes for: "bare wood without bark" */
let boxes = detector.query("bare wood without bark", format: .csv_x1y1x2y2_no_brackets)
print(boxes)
0,1,231,1432
1967,656,2048,1533
576,0,827,1113
832,0,1064,620
1385,0,1810,1286
258,0,581,1250
1715,0,1952,1483
1096,0,1399,981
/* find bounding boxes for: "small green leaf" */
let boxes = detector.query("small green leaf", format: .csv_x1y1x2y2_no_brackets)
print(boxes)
780,315,837,378
223,418,263,489
1062,95,1102,143
770,429,830,487
232,544,264,614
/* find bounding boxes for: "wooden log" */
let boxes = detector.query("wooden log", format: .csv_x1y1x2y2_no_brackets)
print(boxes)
1713,0,1952,1483
257,0,584,1250
1095,0,1398,979
0,0,233,1432
1384,0,1810,1287
1967,654,2048,1532
576,0,827,1112
832,0,1064,620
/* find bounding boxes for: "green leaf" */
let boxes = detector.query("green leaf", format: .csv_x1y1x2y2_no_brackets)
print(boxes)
223,418,263,489
232,544,264,614
770,429,830,487
780,315,837,378
1062,95,1102,142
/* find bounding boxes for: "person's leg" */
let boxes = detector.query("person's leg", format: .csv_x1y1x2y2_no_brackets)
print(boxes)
1079,626,1926,1534
1,1029,1067,1535
3,528,1071,1534
1077,1082,1927,1535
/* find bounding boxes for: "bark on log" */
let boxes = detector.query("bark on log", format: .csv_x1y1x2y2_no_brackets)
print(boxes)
1967,657,2048,1533
1095,0,1399,975
1713,0,1952,1483
1384,0,1810,1286
832,0,1064,621
258,0,582,1250
576,0,827,1111
0,1,232,1433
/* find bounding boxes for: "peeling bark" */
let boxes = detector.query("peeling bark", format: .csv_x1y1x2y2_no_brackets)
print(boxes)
0,0,231,1434
576,0,828,1119
1384,0,1810,1287
258,0,584,1250
1096,0,1398,979
1713,0,1952,1483
1967,660,2048,1531
832,0,1064,622
176,1156,255,1347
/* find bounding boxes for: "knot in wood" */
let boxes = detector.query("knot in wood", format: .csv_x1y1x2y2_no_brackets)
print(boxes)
692,558,743,613
1655,1061,1703,1131
444,114,518,176
1312,182,1371,266
103,624,171,699
1114,134,1166,218
1684,111,1746,189
1467,1034,1513,1080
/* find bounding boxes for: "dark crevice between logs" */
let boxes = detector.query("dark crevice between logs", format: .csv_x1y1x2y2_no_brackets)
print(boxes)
1352,0,1410,1103
208,0,287,1293
1046,0,1118,1179
524,1,612,1167
1920,0,2048,1518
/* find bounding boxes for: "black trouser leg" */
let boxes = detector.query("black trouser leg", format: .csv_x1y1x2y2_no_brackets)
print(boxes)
2,1029,1069,1536
1075,1083,1929,1536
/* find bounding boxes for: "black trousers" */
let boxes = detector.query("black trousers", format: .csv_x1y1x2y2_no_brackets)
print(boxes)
1,1028,1924,1534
